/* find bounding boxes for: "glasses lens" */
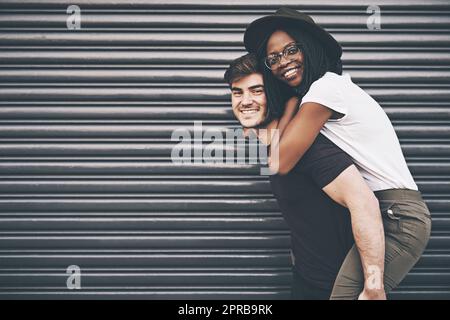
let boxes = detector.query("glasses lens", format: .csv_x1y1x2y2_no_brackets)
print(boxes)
265,56,279,70
264,45,301,70
285,45,300,56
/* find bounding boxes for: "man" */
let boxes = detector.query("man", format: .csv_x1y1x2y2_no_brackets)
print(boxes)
223,53,386,299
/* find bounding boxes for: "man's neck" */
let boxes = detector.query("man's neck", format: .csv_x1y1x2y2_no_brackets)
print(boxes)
255,118,279,146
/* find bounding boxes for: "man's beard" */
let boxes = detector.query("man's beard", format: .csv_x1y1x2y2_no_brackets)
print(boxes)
241,110,272,130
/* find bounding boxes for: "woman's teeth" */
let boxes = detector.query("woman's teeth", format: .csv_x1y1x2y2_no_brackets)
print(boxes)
283,68,298,79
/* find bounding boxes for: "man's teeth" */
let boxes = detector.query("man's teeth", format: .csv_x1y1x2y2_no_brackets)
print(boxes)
241,109,259,114
283,68,298,78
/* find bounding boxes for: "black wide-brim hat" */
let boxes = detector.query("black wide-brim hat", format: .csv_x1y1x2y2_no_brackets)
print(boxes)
244,7,342,61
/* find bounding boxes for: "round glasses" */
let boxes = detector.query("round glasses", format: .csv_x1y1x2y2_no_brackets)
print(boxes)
264,43,302,70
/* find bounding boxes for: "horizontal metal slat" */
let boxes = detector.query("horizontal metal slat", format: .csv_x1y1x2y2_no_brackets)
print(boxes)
0,288,290,300
0,250,291,268
400,271,450,287
0,31,449,47
0,161,261,175
0,179,271,193
0,233,291,249
1,69,450,84
0,0,449,10
409,251,450,268
0,270,292,287
1,12,450,29
0,216,287,231
0,105,449,121
0,198,448,213
0,141,449,157
0,198,280,212
0,179,448,194
0,87,449,102
1,160,450,175
1,50,450,66
2,216,450,232
388,290,450,300
0,105,234,121
1,124,450,139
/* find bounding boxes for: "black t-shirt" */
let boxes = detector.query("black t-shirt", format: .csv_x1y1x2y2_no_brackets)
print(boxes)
269,134,355,291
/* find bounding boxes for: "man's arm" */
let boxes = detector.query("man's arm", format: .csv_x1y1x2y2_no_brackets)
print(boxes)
323,165,386,300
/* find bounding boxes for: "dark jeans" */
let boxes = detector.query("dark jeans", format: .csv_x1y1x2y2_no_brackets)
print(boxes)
291,268,331,300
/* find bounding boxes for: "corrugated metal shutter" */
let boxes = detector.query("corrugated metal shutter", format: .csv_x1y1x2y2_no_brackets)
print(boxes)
0,0,449,299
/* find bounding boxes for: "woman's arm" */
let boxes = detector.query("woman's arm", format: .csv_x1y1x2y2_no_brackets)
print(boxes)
245,96,299,145
274,96,299,141
269,101,333,175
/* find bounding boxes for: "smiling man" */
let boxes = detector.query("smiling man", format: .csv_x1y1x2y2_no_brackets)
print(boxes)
223,53,359,299
227,58,270,130
230,72,267,128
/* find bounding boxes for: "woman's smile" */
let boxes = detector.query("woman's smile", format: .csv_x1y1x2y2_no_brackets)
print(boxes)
281,64,303,84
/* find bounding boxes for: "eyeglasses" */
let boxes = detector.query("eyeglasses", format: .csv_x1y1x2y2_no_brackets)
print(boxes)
264,43,302,70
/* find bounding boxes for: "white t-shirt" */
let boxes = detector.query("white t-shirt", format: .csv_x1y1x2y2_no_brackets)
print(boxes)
301,71,417,191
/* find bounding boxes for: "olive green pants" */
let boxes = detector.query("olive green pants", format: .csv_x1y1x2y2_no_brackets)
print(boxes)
330,189,432,300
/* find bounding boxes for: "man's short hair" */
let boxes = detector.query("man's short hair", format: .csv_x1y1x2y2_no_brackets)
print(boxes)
223,53,261,87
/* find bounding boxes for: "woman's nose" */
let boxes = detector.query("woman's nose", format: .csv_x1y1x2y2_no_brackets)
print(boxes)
278,55,291,68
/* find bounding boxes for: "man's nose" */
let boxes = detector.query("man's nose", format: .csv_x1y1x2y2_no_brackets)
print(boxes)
241,93,253,106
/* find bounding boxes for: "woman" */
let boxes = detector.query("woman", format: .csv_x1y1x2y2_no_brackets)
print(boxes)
244,7,432,299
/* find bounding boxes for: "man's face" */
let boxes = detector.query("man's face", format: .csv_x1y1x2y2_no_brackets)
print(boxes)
230,73,267,128
266,30,304,87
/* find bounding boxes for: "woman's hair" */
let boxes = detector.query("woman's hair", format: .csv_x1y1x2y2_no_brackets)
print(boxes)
257,25,343,117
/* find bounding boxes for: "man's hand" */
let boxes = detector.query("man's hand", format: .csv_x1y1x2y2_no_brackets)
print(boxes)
358,288,387,300
323,165,386,300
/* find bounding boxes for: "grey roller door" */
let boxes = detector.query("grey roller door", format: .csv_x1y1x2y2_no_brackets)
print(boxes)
0,0,449,299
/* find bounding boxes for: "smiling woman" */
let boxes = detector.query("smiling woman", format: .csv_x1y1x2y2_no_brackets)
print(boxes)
256,27,343,119
264,34,305,87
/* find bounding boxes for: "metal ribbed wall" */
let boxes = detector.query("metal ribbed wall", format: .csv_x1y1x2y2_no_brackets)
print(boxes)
0,0,449,299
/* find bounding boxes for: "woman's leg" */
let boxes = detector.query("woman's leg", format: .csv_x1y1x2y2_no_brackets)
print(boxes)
330,196,431,300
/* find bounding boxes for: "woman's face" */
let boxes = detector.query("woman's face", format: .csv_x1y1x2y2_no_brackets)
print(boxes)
266,30,304,87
